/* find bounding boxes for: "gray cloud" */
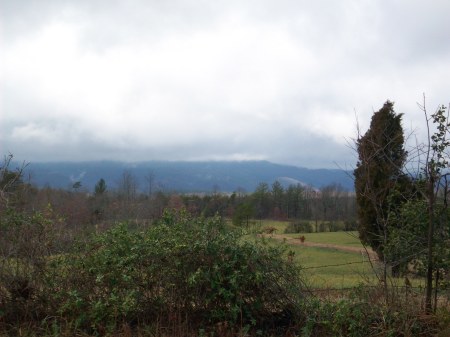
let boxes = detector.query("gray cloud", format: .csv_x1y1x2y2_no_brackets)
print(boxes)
1,0,449,168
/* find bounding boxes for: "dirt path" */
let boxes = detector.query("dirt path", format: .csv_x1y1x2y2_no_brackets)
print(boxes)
263,234,378,260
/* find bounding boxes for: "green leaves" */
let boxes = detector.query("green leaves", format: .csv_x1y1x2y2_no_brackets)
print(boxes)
48,211,305,331
430,105,450,172
354,101,408,259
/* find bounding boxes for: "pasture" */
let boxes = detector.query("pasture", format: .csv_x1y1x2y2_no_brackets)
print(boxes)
251,220,424,289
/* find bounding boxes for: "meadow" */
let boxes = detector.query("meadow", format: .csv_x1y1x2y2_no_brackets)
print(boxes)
249,220,424,289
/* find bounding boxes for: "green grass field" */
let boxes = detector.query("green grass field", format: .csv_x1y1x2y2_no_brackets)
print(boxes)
249,220,424,289
253,220,362,246
284,231,364,247
283,242,377,288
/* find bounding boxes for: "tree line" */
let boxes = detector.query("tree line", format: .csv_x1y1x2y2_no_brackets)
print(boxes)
0,158,356,232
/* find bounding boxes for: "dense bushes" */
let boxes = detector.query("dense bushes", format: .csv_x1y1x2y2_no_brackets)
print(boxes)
1,209,308,334
301,286,444,337
0,207,64,323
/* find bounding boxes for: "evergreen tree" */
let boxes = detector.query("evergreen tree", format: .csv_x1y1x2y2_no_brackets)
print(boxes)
354,101,407,260
94,178,107,196
92,178,108,221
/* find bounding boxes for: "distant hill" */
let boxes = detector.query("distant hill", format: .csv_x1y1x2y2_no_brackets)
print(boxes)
20,160,354,193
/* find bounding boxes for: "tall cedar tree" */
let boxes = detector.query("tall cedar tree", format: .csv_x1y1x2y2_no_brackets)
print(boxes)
354,101,407,259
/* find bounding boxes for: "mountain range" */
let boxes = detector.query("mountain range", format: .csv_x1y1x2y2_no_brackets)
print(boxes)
20,160,354,193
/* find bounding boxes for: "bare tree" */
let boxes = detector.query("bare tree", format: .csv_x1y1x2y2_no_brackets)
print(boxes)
0,154,28,210
116,169,139,220
145,170,155,198
415,98,450,313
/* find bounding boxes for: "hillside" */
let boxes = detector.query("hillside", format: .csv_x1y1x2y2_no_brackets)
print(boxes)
22,160,354,193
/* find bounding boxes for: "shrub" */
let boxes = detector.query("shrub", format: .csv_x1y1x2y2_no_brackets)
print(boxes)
329,221,342,232
49,210,307,333
262,225,278,234
285,221,313,234
344,220,358,231
0,207,62,322
300,285,441,337
318,222,328,232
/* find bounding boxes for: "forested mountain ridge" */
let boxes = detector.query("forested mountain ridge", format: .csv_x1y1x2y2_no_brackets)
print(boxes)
21,160,353,193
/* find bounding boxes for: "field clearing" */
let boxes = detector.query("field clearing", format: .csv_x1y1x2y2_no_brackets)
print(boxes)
261,236,378,288
249,220,424,289
253,220,364,247
283,231,364,247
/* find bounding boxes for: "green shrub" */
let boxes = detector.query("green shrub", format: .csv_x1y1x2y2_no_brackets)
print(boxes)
300,286,440,337
284,221,313,234
0,207,61,323
344,220,358,231
318,222,328,232
328,221,341,232
50,209,307,333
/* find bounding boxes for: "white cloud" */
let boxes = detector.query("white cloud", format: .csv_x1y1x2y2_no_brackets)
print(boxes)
1,0,449,168
11,123,62,144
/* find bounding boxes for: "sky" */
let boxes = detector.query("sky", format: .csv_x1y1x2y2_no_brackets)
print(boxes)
1,0,449,168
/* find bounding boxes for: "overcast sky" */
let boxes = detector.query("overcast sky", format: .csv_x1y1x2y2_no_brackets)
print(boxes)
1,0,449,168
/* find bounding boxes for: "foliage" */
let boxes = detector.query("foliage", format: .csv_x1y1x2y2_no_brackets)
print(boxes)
354,101,408,260
0,206,64,322
429,105,450,173
422,104,450,311
1,204,448,336
385,199,428,274
382,102,450,311
0,155,33,211
94,178,107,195
46,210,307,333
284,221,313,233
232,201,254,226
300,286,441,336
343,220,358,231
